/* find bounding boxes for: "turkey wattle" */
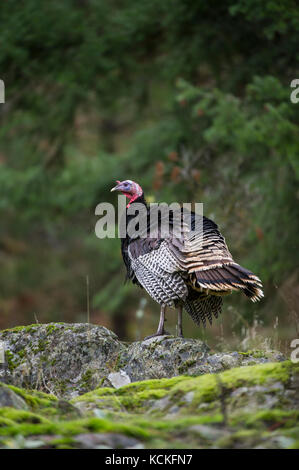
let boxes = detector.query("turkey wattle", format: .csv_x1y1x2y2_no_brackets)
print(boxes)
111,179,263,339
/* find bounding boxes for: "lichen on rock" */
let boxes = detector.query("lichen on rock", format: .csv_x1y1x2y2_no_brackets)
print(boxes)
0,323,125,398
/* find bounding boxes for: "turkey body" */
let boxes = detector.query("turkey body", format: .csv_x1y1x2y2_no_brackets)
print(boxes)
121,194,263,332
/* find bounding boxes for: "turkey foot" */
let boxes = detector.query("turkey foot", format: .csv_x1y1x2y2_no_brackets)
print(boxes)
144,330,170,340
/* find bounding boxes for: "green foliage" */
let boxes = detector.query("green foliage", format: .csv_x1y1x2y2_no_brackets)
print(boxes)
0,0,298,339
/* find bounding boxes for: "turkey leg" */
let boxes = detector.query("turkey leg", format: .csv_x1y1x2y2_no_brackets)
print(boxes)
177,306,184,338
144,305,169,339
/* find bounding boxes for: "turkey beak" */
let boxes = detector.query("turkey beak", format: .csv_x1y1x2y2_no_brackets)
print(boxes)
111,182,122,192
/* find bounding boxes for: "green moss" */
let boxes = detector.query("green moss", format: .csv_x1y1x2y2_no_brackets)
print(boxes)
124,413,223,432
0,417,16,427
1,324,40,336
290,441,299,449
0,413,149,440
52,379,67,396
17,349,26,359
38,340,47,352
48,436,77,449
283,426,299,440
216,429,262,448
4,350,20,371
178,359,197,373
238,350,266,358
7,385,57,411
0,359,297,448
81,369,94,389
71,361,298,414
45,323,65,334
113,352,124,371
241,409,299,430
0,408,50,425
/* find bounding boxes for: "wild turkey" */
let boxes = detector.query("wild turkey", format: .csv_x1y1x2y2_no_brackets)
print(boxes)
111,179,263,338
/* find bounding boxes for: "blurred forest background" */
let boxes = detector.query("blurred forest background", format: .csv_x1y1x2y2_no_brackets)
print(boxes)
0,0,298,352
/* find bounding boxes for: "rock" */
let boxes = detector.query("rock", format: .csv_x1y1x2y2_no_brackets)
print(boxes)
0,382,29,410
0,321,296,451
0,360,298,449
220,354,239,369
56,399,82,418
184,391,195,403
108,370,131,389
73,433,143,449
229,383,284,412
118,335,209,381
189,424,228,440
0,323,286,397
148,395,172,413
0,323,125,398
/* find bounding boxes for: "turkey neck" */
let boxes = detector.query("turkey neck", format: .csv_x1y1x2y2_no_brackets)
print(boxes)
123,193,148,243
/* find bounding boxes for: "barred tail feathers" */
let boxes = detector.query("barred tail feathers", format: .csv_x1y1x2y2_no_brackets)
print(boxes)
191,262,264,302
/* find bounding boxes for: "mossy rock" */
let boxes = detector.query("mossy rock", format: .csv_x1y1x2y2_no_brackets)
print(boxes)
0,323,125,398
0,323,285,398
0,322,296,449
0,361,297,449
